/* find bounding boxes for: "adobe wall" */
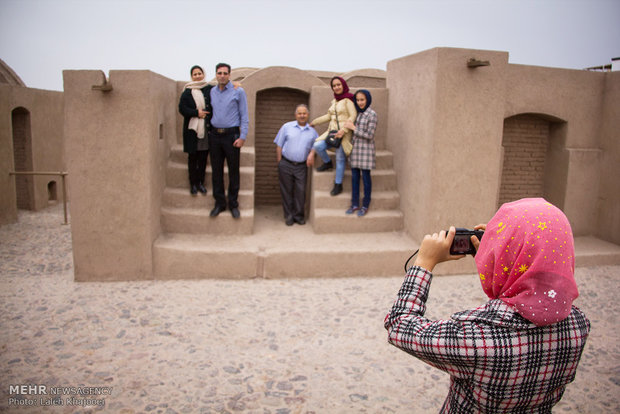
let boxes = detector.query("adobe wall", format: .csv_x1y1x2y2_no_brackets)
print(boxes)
0,84,64,225
504,64,607,236
387,48,508,238
63,70,176,281
596,71,620,244
386,48,620,252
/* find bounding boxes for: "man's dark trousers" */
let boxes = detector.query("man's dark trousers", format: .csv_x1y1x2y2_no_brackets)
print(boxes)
209,129,240,209
278,158,307,222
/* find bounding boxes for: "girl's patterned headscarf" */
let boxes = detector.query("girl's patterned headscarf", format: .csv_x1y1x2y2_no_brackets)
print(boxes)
331,76,355,101
475,198,579,326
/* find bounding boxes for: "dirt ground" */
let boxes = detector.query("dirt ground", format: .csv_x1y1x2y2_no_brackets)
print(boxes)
1,204,618,413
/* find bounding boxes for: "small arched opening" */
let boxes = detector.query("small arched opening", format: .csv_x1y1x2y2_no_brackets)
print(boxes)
48,181,58,204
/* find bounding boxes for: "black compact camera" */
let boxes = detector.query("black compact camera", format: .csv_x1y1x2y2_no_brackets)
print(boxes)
448,228,484,255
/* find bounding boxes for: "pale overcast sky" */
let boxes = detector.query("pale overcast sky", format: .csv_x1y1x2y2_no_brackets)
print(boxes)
1,0,618,91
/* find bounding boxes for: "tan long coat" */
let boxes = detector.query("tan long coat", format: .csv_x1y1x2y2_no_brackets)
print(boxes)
311,98,357,156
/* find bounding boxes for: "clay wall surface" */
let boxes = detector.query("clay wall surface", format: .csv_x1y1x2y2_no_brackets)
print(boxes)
344,69,388,88
386,48,619,255
505,64,607,235
387,48,508,241
596,71,620,244
63,70,176,281
0,84,64,225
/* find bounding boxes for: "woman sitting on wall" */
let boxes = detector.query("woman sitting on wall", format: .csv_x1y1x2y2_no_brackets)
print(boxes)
178,65,212,195
310,76,357,196
344,89,377,217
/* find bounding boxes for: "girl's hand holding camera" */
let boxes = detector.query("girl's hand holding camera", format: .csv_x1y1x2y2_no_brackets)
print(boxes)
414,226,463,271
414,225,485,271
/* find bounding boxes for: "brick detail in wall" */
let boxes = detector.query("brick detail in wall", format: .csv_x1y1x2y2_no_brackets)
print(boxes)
254,88,309,206
11,108,33,210
498,114,550,207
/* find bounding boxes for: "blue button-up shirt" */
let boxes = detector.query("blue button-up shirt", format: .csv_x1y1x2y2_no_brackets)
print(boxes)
273,121,319,163
210,81,249,140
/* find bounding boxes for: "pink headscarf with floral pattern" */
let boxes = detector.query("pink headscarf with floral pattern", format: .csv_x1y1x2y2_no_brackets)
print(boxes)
475,198,579,326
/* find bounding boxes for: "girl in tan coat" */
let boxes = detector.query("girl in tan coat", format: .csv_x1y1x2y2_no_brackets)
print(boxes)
310,76,357,196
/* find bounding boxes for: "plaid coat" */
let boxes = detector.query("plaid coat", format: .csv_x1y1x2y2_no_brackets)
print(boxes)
385,266,590,413
350,108,377,170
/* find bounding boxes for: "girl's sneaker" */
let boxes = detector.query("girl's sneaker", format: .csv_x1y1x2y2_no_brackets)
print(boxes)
357,207,368,217
346,206,359,215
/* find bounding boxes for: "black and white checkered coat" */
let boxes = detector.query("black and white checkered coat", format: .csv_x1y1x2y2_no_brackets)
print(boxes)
349,108,377,170
385,266,590,413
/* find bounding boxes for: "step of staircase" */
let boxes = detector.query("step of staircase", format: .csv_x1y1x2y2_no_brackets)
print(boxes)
311,169,397,191
310,147,403,233
312,208,404,233
161,145,256,235
161,206,254,235
153,206,417,279
169,144,255,166
313,190,400,210
162,188,254,209
166,162,255,190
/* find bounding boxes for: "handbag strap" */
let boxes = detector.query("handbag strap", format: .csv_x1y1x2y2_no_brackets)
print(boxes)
334,102,340,130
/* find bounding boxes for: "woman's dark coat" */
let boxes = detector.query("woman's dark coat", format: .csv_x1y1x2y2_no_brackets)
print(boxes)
178,85,213,153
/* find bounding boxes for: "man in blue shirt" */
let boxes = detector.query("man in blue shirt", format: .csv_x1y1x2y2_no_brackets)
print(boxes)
274,104,319,226
208,63,249,219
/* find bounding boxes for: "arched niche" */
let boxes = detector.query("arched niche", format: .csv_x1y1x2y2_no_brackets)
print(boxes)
11,106,34,210
240,66,325,147
498,112,568,209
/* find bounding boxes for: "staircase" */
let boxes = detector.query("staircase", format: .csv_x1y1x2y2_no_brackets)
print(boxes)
310,149,404,234
152,137,416,280
159,144,255,235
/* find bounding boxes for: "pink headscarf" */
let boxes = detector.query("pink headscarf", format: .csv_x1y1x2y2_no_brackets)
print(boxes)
475,198,579,326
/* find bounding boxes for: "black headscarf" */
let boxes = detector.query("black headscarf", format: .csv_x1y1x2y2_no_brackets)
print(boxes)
353,89,372,113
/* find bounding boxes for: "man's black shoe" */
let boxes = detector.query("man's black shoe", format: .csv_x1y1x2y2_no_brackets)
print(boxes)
190,185,198,196
198,183,207,195
285,218,295,226
294,218,306,225
317,161,333,172
230,207,240,219
210,205,225,217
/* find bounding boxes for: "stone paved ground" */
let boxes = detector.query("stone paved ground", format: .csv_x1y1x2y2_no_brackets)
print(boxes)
1,205,619,413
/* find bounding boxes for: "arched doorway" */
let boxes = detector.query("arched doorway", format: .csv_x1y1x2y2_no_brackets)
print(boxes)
48,181,58,203
12,107,33,210
498,113,566,208
254,88,309,206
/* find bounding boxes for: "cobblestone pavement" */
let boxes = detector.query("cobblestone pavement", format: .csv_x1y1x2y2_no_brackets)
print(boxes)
1,205,619,413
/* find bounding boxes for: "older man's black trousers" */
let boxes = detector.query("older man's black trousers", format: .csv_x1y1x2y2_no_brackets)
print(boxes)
278,158,307,222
